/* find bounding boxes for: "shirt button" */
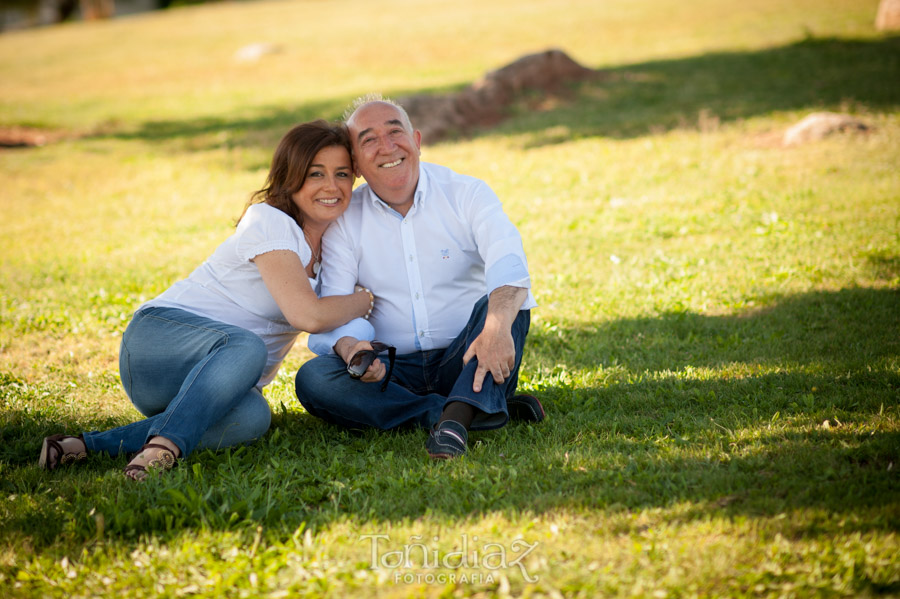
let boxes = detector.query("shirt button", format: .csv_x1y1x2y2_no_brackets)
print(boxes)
419,330,425,337
415,292,420,299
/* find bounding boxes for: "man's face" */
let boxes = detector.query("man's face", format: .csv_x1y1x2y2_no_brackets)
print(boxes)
348,102,421,212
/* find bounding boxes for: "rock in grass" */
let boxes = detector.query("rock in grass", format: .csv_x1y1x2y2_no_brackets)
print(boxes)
783,112,870,146
234,43,282,63
398,49,600,144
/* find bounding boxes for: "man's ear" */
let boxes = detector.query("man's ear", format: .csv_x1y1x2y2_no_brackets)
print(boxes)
414,129,422,153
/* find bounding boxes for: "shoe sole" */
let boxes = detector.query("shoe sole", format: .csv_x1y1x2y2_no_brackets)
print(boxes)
508,395,546,422
427,450,463,459
38,438,51,469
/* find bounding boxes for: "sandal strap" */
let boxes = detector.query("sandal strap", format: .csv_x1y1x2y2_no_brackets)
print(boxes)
140,443,177,453
40,434,87,470
124,442,178,479
42,437,64,470
143,444,177,465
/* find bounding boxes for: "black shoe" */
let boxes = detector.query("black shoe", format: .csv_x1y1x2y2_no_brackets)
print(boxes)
507,394,545,423
426,420,468,459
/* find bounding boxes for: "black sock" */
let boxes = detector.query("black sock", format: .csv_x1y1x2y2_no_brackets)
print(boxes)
438,401,476,430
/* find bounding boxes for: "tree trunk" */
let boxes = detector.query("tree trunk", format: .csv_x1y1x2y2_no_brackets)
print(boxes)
79,0,114,20
876,0,900,30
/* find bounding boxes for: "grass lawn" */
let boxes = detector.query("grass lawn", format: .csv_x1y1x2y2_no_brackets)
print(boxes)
1,0,898,596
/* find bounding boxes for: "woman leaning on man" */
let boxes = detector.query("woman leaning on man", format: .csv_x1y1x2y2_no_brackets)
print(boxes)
39,120,372,480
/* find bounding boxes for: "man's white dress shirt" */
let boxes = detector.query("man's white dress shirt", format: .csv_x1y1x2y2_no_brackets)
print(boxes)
309,162,535,356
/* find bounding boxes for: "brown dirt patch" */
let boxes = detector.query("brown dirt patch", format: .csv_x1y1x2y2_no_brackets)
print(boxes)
0,126,68,148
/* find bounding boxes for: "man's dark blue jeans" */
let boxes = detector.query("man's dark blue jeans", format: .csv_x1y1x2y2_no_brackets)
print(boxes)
294,295,531,431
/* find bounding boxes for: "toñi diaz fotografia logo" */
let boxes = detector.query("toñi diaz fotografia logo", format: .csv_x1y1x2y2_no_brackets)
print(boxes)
360,533,541,584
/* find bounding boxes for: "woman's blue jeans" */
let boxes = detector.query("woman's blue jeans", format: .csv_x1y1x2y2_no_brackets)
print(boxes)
81,306,272,458
294,295,531,431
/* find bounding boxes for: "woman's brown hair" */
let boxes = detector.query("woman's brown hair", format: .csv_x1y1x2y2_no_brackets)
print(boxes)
238,120,352,227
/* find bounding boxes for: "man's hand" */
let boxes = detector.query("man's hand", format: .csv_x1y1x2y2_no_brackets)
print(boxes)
461,286,527,393
334,337,386,384
462,323,516,393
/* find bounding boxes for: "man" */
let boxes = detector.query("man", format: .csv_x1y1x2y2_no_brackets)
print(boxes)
294,95,543,459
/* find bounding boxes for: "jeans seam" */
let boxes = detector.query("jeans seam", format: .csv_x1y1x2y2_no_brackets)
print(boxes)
129,310,234,417
141,312,238,337
120,341,133,400
146,320,232,449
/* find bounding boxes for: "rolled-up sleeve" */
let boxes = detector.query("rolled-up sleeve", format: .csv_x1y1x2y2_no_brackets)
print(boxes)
468,181,536,310
308,318,375,355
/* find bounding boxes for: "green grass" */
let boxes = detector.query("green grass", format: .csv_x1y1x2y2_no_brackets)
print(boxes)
1,0,899,596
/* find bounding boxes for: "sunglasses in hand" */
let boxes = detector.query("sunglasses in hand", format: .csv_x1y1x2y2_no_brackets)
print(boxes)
347,341,396,392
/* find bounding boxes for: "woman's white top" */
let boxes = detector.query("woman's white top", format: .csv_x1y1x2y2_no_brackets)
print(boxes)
142,203,316,387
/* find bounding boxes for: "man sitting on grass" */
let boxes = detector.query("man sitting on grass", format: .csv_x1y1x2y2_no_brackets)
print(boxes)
294,94,544,459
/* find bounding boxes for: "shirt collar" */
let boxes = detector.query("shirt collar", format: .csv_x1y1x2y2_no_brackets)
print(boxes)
365,164,428,217
413,163,428,209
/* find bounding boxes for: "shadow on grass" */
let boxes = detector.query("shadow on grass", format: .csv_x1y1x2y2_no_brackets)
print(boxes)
498,35,900,144
94,35,900,152
1,286,897,548
529,285,900,374
97,97,350,162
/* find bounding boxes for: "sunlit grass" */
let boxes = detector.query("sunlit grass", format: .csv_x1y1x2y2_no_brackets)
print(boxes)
1,0,899,597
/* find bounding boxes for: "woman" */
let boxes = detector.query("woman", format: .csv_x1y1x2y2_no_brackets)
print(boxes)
39,120,373,480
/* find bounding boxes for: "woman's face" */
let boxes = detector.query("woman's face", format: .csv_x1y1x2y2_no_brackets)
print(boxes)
291,145,354,228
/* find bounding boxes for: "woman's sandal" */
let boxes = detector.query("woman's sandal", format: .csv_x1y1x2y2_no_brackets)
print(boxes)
123,442,178,481
39,434,87,470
